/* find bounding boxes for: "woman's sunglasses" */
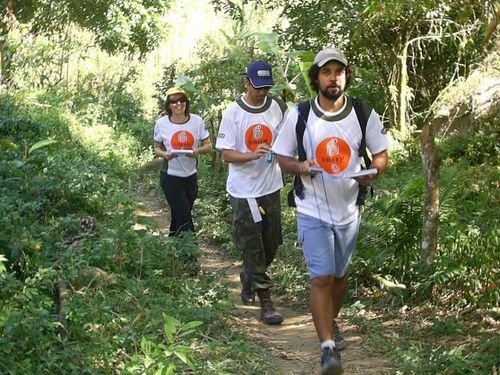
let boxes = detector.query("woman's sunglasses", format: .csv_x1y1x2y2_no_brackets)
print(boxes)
168,98,188,104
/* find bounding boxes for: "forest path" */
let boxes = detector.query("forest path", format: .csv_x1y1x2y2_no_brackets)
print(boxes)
134,183,393,374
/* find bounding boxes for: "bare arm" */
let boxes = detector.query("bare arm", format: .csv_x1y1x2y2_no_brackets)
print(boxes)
276,155,318,175
189,137,212,158
221,143,270,164
355,149,389,186
153,141,175,161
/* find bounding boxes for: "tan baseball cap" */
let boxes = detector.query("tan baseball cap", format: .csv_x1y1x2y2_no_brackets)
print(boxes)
314,47,348,67
165,86,188,99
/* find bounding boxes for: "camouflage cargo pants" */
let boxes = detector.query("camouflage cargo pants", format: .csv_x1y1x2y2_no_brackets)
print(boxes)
229,189,282,291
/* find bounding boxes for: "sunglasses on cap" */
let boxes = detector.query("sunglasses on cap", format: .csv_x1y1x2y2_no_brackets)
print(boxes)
167,98,188,104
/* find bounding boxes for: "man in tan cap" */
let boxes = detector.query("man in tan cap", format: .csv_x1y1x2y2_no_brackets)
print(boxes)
273,47,390,374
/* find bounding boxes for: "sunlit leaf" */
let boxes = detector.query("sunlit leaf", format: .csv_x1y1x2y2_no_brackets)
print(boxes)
0,254,7,273
144,356,154,369
177,329,195,338
163,314,180,342
28,139,57,154
176,75,197,93
182,320,204,330
255,32,278,54
155,363,176,375
0,139,19,152
141,337,154,354
174,350,189,364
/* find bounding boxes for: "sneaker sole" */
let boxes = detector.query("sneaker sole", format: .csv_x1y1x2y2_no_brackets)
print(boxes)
321,363,344,375
262,317,284,325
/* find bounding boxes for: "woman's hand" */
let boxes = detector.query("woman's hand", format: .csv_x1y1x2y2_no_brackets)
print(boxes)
188,138,212,158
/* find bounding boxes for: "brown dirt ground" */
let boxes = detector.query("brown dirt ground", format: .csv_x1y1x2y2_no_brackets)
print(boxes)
135,185,394,375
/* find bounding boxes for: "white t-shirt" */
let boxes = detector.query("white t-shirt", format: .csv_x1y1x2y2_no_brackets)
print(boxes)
153,114,210,177
272,96,390,225
216,96,287,198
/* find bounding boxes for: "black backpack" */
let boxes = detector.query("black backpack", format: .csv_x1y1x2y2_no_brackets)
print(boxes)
287,97,373,207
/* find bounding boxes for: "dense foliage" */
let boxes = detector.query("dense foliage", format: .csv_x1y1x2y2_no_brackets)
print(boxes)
0,75,271,375
7,0,169,52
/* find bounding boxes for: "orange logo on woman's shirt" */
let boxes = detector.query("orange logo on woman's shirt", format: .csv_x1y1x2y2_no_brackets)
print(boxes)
171,131,194,150
315,136,351,174
245,124,273,152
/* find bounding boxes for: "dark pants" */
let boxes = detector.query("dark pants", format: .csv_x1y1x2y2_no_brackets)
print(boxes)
160,172,198,236
230,189,282,291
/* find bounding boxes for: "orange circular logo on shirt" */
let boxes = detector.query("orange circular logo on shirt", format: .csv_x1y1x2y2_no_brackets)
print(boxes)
245,124,273,152
171,131,194,150
315,137,351,175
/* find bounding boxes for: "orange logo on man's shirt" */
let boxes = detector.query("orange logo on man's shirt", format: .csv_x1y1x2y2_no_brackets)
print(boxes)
315,137,351,174
171,131,194,150
245,124,273,152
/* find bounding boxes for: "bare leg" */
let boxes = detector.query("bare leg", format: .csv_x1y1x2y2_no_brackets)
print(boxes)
332,273,348,319
310,275,335,341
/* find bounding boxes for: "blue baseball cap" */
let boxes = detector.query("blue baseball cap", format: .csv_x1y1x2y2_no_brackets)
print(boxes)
244,60,274,88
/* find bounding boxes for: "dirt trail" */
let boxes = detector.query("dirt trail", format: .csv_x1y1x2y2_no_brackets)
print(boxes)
135,186,393,375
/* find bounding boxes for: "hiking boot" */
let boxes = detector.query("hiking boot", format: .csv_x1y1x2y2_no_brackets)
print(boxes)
333,320,347,351
257,289,283,325
320,347,343,375
239,271,255,305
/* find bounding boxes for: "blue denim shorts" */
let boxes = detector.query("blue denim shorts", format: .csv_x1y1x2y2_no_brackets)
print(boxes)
297,212,360,279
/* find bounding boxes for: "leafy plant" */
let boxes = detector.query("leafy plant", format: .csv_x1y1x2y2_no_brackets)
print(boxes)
130,314,204,374
0,255,7,274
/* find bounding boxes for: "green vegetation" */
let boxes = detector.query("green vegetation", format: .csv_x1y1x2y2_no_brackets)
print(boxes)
0,86,276,373
269,113,499,373
1,0,498,374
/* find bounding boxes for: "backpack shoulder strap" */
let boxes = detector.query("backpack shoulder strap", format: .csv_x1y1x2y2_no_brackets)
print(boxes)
296,100,311,161
288,100,312,205
351,97,372,168
351,97,374,204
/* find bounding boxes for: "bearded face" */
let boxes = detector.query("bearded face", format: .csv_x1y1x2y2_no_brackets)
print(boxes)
317,61,347,102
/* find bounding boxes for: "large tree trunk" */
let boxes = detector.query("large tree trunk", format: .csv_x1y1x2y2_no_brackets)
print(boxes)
397,41,409,138
375,58,397,129
0,30,7,83
420,120,440,266
211,110,223,183
382,31,410,135
482,6,500,46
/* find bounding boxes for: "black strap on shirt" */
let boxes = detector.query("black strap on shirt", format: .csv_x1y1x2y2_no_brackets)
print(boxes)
287,97,372,208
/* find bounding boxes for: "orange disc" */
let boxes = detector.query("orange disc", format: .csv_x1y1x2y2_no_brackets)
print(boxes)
171,130,195,150
315,136,351,175
245,124,273,152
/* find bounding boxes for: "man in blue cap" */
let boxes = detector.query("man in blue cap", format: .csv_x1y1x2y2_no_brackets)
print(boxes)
216,60,288,324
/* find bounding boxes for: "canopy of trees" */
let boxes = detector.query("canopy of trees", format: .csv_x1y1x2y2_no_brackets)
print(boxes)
1,0,172,84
